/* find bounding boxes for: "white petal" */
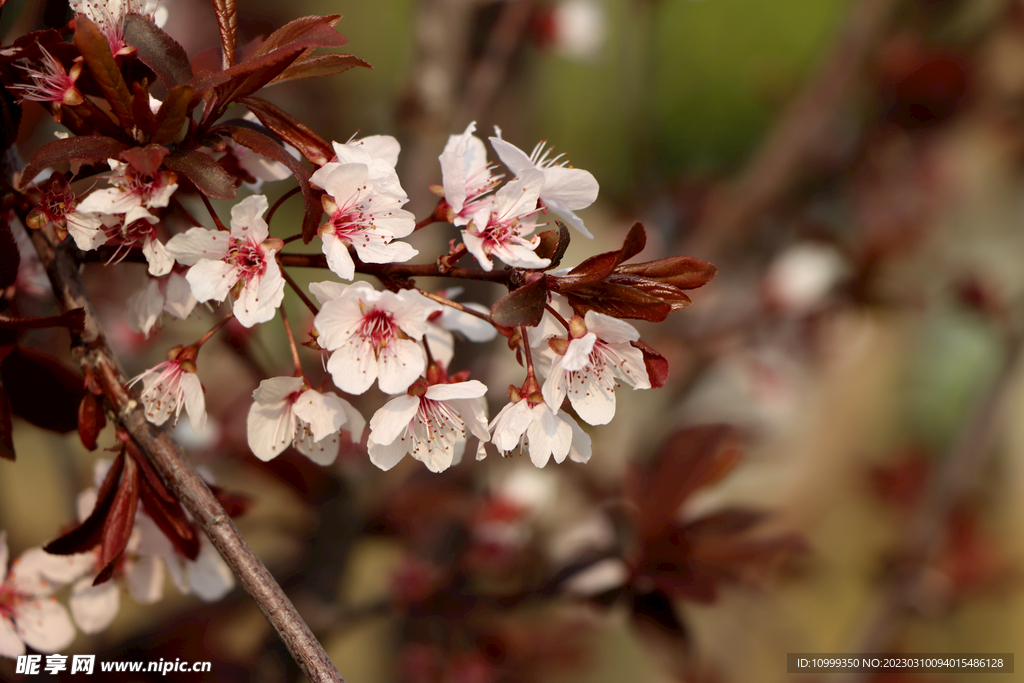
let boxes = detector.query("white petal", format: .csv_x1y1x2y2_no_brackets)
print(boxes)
326,338,377,395
528,406,573,467
377,339,426,394
425,380,488,401
295,429,340,465
188,541,234,601
438,303,497,342
69,577,119,634
233,260,285,327
566,413,592,463
0,616,23,658
541,363,568,413
488,135,534,176
66,212,107,251
569,374,616,426
462,230,492,271
229,195,270,241
352,237,418,265
186,259,238,303
127,278,164,336
124,555,164,603
489,399,533,452
368,395,420,446
14,599,76,653
540,164,598,207
340,399,366,443
253,376,304,404
424,326,455,367
165,227,229,266
314,294,364,350
320,163,369,204
493,169,545,220
561,334,596,372
143,236,173,276
309,280,350,306
293,389,349,442
584,311,640,344
180,372,207,434
76,187,138,215
367,435,408,471
247,400,295,461
163,273,197,319
31,550,94,585
322,232,356,280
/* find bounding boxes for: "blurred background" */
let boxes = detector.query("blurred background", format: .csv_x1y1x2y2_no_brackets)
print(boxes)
4,0,1024,681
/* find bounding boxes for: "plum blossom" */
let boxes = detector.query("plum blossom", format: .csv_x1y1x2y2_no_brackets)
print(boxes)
0,532,77,658
246,376,365,465
76,159,177,224
165,195,285,327
538,311,650,425
462,169,550,271
440,122,502,225
127,346,206,433
308,163,417,280
488,393,591,468
490,128,599,237
70,0,163,55
126,271,197,337
367,379,490,473
313,281,441,395
11,46,83,113
317,135,405,196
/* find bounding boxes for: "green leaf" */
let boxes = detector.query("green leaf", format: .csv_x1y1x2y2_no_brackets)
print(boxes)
163,149,237,200
491,277,548,328
123,14,194,88
74,15,133,127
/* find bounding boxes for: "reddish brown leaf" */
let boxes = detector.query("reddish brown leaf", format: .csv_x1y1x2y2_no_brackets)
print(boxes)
616,255,718,291
46,453,127,555
127,440,199,560
0,383,13,461
269,53,370,85
0,81,20,155
534,221,572,269
637,425,743,540
151,85,193,145
633,340,668,388
210,484,254,517
0,309,86,334
19,135,127,190
210,0,238,68
95,454,140,583
566,282,672,322
120,144,169,177
240,96,333,164
191,43,306,111
253,14,344,58
1,346,84,434
222,124,319,240
0,29,66,64
123,14,193,88
559,222,646,289
491,277,548,328
74,15,133,127
0,214,17,290
130,82,157,138
630,588,689,640
163,149,238,200
77,392,105,451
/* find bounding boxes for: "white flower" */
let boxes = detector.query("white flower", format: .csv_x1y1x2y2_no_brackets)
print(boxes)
127,350,206,433
126,272,197,337
320,135,405,196
313,281,441,395
462,169,550,271
308,163,417,280
0,532,77,658
549,0,608,61
165,195,285,327
227,113,295,190
490,128,599,237
440,121,501,226
76,159,177,221
489,397,591,467
423,288,497,368
538,311,650,425
367,380,490,473
246,376,365,465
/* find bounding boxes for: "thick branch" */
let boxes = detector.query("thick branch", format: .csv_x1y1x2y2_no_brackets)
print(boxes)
28,226,345,683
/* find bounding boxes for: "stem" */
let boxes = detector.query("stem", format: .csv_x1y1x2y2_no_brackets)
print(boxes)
195,314,233,348
278,262,320,315
544,303,570,331
282,233,304,245
414,214,436,232
200,193,228,232
280,305,303,376
416,289,494,325
277,252,512,285
268,187,303,230
26,220,345,683
170,196,203,227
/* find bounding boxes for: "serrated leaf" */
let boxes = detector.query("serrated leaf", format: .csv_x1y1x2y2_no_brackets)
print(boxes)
191,44,306,110
74,15,133,127
120,144,168,177
151,85,192,144
491,277,548,328
20,135,127,189
210,0,238,68
254,14,344,58
240,96,332,164
163,149,237,200
268,53,370,85
123,14,193,88
222,124,320,240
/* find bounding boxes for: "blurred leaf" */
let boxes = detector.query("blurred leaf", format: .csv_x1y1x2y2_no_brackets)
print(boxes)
1,346,84,434
0,213,17,290
0,83,20,154
491,277,548,328
77,392,105,451
46,452,127,555
616,255,718,290
164,149,237,200
127,439,200,560
19,135,127,189
240,96,332,164
123,14,193,88
633,340,669,388
95,453,139,583
631,588,689,640
74,15,133,127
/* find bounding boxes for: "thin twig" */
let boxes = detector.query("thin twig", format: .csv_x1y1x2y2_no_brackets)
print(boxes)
417,288,494,324
278,263,320,315
268,186,303,230
200,192,228,231
26,225,345,683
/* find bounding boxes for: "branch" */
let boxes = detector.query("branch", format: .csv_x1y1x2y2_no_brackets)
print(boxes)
278,251,513,285
27,226,346,683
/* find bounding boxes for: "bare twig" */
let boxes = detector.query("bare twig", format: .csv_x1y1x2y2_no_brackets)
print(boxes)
27,225,346,683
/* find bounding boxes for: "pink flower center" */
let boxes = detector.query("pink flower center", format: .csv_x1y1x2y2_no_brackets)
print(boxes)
414,397,465,443
43,183,77,222
226,237,267,279
358,308,397,347
329,200,377,245
107,216,156,246
121,170,167,202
